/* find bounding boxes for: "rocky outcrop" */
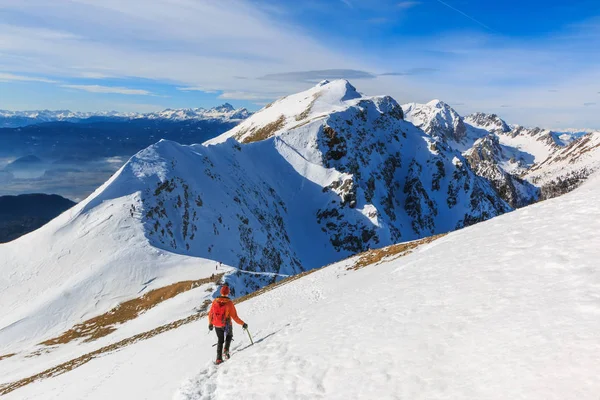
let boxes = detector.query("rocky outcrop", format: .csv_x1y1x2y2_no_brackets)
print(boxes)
403,100,466,142
465,113,511,133
464,135,539,208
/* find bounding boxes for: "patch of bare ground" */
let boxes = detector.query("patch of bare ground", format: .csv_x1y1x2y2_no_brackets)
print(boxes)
349,234,447,271
40,274,224,346
241,115,285,143
1,235,445,395
0,353,16,361
291,115,326,130
295,93,321,121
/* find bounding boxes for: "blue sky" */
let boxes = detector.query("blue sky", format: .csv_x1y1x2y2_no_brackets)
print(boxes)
1,0,599,128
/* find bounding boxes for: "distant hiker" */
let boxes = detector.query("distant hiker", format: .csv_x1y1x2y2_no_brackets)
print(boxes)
208,283,248,364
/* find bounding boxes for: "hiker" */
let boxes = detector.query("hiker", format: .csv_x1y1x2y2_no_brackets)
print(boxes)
208,283,247,364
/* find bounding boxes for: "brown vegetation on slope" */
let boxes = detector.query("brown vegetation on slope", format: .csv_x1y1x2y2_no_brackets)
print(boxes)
40,274,224,346
0,353,15,361
350,233,447,271
240,115,286,143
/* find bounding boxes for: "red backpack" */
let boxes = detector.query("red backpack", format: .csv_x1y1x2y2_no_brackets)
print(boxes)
211,299,228,328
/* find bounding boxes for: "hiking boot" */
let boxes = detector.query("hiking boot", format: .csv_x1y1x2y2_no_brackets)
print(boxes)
215,359,223,365
223,350,230,360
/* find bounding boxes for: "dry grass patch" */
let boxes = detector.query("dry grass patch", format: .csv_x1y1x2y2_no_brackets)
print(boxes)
40,274,224,346
241,115,286,143
295,93,321,121
0,353,16,361
350,234,447,271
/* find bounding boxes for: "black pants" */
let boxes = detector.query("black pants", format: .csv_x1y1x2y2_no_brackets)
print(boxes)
215,326,232,360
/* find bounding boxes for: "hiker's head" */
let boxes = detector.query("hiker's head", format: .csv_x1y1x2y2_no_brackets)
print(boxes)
220,285,230,296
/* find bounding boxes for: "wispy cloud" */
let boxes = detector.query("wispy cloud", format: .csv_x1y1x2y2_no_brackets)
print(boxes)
176,87,218,93
397,1,421,9
380,68,438,76
0,72,57,83
434,0,499,34
218,91,279,101
258,69,376,82
0,1,352,100
584,102,596,106
61,85,152,95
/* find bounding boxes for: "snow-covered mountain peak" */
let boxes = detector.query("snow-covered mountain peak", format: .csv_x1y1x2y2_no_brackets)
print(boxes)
403,100,466,142
426,99,449,109
212,103,235,112
207,79,373,145
465,112,511,133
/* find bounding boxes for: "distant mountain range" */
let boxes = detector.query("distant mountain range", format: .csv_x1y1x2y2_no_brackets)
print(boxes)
0,104,254,200
0,194,76,243
0,103,251,128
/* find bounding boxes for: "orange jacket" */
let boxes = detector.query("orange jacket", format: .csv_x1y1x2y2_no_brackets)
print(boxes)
208,296,245,328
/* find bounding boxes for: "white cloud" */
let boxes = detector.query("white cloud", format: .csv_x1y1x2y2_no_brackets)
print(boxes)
61,85,152,95
0,72,57,83
177,87,218,93
0,1,354,98
397,1,421,9
218,91,280,101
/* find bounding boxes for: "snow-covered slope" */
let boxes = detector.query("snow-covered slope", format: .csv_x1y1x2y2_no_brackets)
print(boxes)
0,104,250,128
4,171,600,400
0,80,512,362
497,125,562,165
526,131,600,199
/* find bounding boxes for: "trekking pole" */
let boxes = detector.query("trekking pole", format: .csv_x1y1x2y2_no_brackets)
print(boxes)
244,328,254,345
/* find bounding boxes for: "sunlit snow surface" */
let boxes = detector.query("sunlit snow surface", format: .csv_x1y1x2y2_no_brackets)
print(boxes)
4,173,600,400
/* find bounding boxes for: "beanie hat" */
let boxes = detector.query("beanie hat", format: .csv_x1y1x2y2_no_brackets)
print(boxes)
220,285,230,296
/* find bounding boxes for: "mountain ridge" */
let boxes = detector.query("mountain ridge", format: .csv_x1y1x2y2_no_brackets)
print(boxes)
0,104,251,128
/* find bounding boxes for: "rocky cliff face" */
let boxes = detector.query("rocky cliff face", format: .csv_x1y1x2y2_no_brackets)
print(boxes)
464,135,539,208
465,113,511,134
